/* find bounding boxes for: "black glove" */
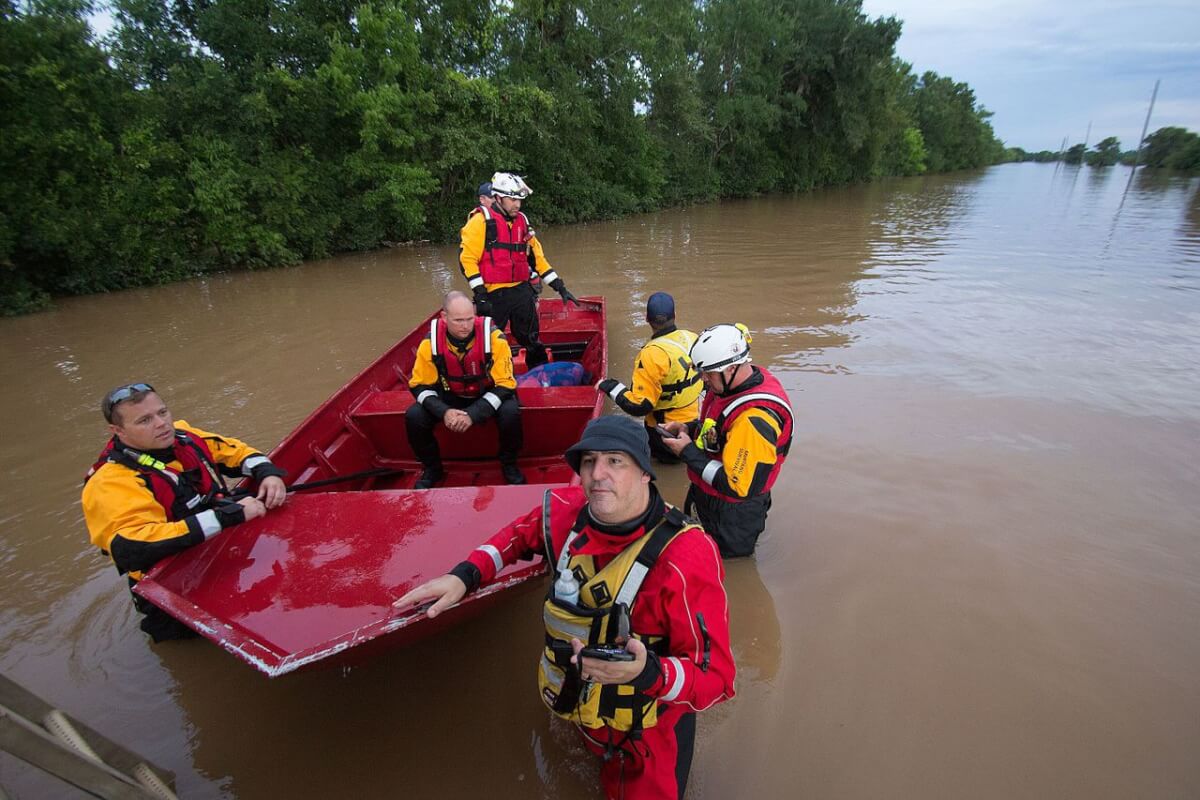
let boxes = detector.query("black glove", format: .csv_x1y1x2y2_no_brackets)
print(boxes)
597,378,620,395
629,650,664,691
472,287,493,317
549,279,578,307
212,498,247,529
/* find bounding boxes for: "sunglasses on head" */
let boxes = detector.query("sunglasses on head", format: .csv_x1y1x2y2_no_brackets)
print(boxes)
106,383,155,408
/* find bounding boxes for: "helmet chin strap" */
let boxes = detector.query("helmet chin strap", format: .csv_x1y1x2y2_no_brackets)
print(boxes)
712,366,732,396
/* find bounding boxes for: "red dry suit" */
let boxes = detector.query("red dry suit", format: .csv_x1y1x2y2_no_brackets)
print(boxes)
457,485,735,799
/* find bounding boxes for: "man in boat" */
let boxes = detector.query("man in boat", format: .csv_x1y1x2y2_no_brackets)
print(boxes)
659,324,793,558
595,292,702,464
459,171,579,368
406,290,526,488
394,415,735,799
82,383,288,641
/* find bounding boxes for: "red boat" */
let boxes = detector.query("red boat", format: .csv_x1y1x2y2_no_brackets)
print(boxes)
134,298,606,677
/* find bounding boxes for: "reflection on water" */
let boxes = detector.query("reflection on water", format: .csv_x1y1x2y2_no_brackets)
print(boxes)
2,163,1199,799
854,164,1200,420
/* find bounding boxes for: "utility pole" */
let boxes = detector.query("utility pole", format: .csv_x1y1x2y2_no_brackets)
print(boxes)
1129,79,1161,171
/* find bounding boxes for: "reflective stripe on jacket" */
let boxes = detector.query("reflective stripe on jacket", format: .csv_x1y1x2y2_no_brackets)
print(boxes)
688,366,794,501
459,486,736,742
538,493,694,732
429,316,495,398
644,328,701,411
86,431,228,523
477,206,532,286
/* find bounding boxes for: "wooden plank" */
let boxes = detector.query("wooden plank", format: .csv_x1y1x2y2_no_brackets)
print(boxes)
0,706,153,800
0,675,174,791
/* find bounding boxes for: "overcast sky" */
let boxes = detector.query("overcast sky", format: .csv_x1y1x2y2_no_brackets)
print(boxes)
860,0,1200,151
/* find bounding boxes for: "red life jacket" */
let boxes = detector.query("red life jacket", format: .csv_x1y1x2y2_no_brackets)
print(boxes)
429,315,496,397
85,431,229,521
474,205,533,285
689,366,793,501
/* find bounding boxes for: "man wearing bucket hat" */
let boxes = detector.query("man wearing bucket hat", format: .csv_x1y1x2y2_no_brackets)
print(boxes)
660,323,794,557
596,292,702,463
395,415,735,799
458,171,580,368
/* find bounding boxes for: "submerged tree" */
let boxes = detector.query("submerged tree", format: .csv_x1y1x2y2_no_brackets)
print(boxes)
1063,143,1087,165
1141,127,1200,171
1086,137,1121,167
1,0,1010,315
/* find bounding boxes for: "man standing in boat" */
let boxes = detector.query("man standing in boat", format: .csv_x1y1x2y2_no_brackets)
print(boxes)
459,171,579,368
475,181,493,213
406,290,526,488
659,323,794,558
82,384,288,641
595,291,702,463
395,415,735,799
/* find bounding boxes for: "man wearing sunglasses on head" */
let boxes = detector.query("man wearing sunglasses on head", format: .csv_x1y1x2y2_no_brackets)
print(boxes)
82,383,287,641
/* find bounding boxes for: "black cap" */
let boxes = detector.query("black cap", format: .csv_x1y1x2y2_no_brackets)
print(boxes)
477,182,492,197
564,416,657,480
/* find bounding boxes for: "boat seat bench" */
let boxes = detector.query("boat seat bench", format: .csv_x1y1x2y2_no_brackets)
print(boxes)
351,388,599,460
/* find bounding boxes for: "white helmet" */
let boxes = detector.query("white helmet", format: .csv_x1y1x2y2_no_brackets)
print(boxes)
490,172,532,199
690,323,753,372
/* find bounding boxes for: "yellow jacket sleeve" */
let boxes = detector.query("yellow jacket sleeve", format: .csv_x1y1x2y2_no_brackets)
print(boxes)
599,344,669,417
488,330,516,390
81,421,268,578
409,339,440,390
681,409,782,499
175,421,265,478
529,234,560,286
627,345,669,409
459,212,487,291
82,462,194,576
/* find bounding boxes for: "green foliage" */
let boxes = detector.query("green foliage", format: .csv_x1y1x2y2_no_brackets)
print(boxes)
1141,127,1200,171
910,71,1001,172
1,0,128,306
1,0,1009,314
884,126,928,175
1086,137,1121,167
1063,143,1086,165
1003,148,1060,163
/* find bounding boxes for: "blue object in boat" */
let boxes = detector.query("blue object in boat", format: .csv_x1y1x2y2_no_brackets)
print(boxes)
517,361,588,388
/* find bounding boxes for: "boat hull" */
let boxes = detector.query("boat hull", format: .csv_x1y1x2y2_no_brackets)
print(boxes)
134,298,607,676
135,486,552,677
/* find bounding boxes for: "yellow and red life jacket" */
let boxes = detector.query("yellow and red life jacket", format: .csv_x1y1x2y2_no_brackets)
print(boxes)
85,433,230,522
429,315,496,397
474,205,533,285
690,366,794,501
537,490,696,733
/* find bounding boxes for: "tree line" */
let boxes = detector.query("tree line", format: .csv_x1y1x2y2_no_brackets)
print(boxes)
1004,126,1200,170
1,0,1005,315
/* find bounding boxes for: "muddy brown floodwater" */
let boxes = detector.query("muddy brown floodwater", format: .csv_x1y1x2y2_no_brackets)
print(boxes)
1,163,1198,798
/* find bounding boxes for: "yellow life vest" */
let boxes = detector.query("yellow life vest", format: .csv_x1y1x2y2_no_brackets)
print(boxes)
537,499,694,732
645,328,701,410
